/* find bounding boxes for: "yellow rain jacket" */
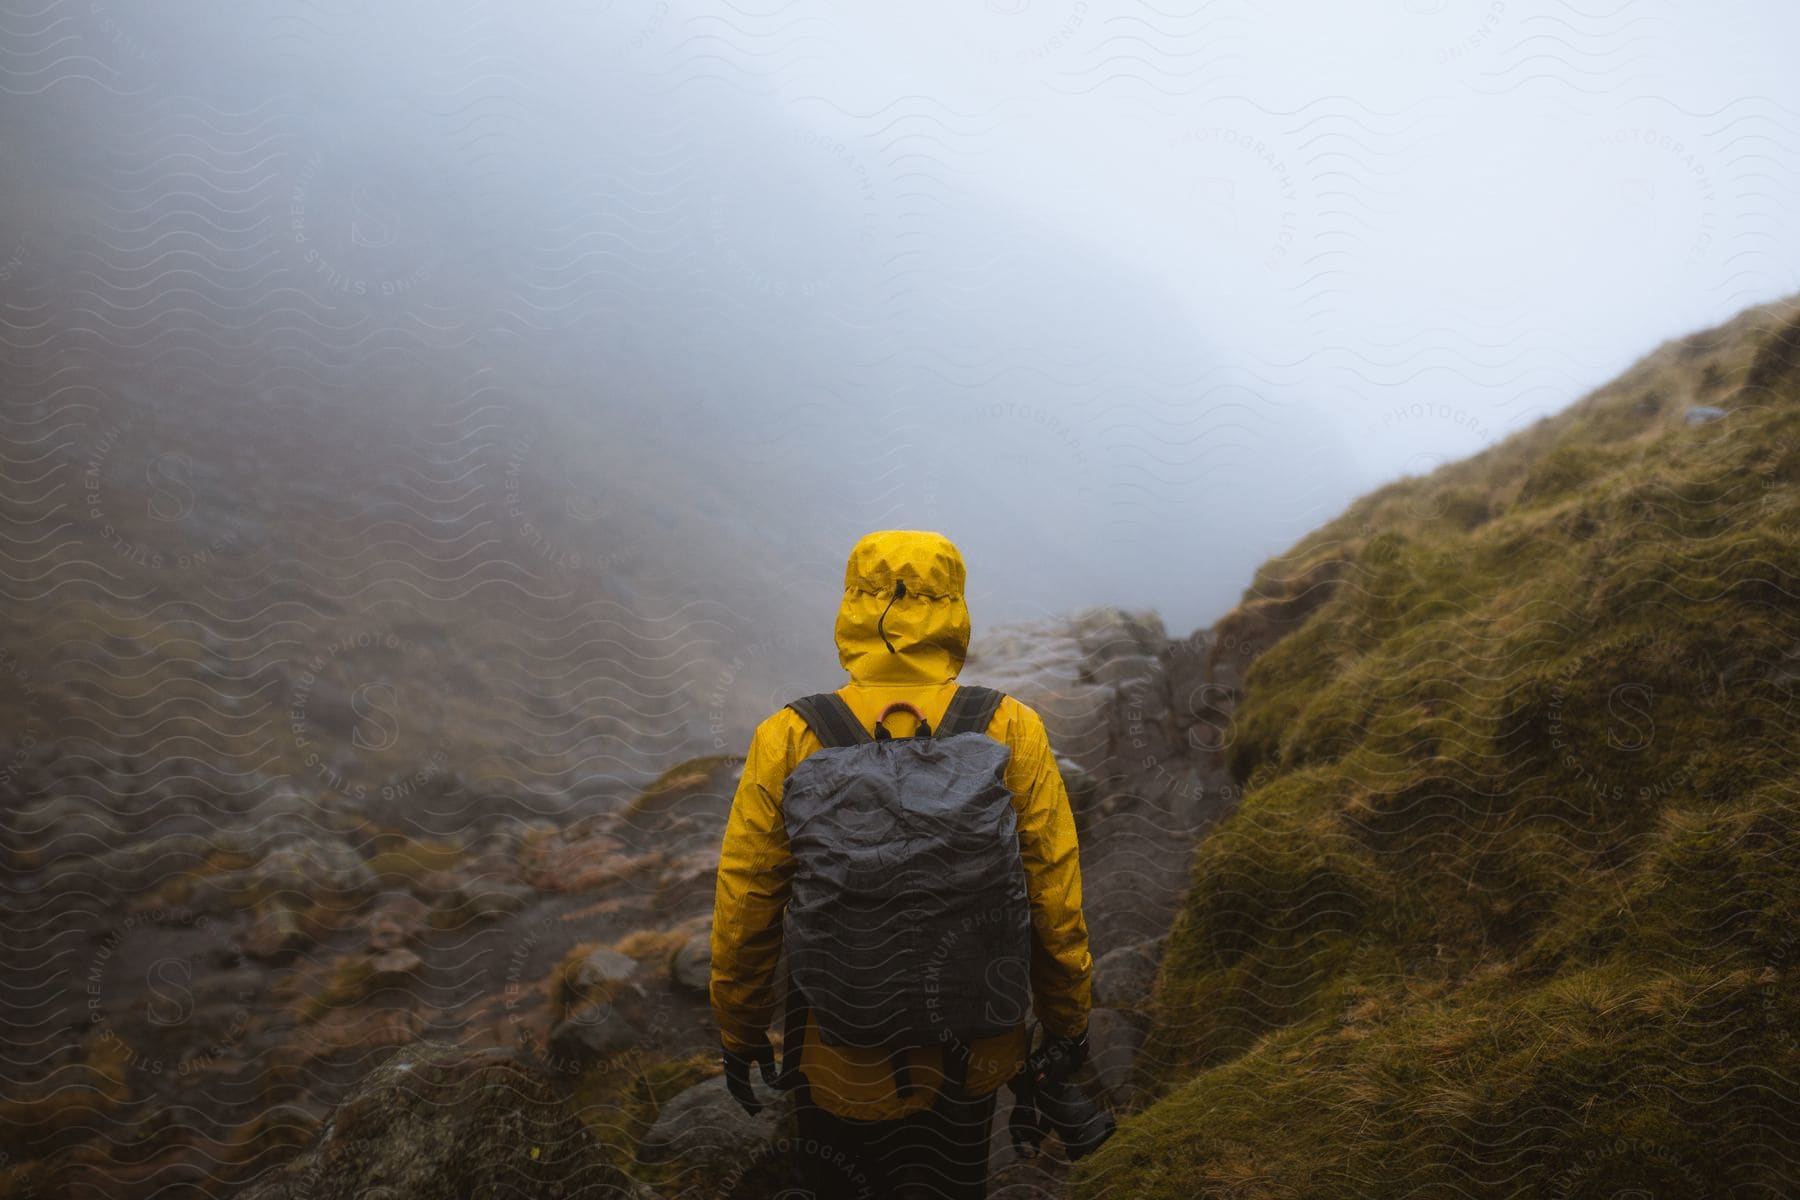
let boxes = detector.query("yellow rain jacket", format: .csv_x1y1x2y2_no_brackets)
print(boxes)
710,529,1094,1121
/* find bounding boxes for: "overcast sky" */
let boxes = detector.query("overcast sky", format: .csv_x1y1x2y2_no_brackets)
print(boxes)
4,0,1798,637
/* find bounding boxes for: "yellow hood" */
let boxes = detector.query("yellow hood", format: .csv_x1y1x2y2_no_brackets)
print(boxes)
834,530,970,686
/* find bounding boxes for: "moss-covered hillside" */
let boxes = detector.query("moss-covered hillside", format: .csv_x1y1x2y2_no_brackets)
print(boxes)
1074,298,1800,1198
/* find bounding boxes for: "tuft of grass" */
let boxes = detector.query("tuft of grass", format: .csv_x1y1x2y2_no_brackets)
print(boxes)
620,753,738,820
548,940,646,1019
564,1049,719,1183
294,957,375,1024
363,833,467,887
613,927,688,963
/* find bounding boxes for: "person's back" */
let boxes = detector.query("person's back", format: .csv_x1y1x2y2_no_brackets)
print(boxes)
710,529,1094,1198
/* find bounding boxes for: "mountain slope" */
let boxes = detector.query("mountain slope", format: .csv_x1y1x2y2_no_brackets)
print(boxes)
1073,297,1800,1198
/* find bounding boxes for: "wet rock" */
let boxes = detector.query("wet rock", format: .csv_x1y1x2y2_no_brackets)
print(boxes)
348,769,579,840
964,606,1165,773
639,1074,786,1175
1084,1007,1146,1109
365,914,410,952
654,847,722,911
570,946,639,1001
236,1040,635,1199
364,894,430,951
368,947,424,985
292,1006,427,1062
550,992,646,1063
200,839,375,910
1071,607,1168,688
1059,756,1103,839
233,785,325,839
972,605,1251,976
1093,937,1164,1011
94,832,214,893
518,823,630,892
432,875,536,926
243,902,307,962
669,927,711,993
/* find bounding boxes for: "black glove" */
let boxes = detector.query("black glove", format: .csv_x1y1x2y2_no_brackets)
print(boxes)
1008,1094,1048,1159
1038,1026,1089,1083
721,1036,778,1116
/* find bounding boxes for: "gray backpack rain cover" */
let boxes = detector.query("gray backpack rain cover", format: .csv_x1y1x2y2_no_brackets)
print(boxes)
780,685,1032,1093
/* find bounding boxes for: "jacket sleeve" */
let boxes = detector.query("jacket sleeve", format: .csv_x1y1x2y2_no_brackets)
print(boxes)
1003,700,1094,1038
709,714,797,1054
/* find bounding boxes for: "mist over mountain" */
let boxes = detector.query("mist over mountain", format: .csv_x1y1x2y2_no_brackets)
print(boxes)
2,0,1357,653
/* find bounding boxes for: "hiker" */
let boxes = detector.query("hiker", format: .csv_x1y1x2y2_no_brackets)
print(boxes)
710,529,1094,1199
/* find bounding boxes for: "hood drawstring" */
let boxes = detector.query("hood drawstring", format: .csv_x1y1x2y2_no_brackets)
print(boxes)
876,578,906,654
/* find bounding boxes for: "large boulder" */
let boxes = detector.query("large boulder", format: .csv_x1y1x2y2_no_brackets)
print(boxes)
237,1040,637,1199
1092,937,1165,1011
570,946,640,1000
550,996,645,1063
638,1075,787,1177
962,606,1167,773
550,943,657,1065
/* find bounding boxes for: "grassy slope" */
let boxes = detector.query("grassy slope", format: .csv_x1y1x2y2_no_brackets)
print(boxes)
1073,298,1800,1199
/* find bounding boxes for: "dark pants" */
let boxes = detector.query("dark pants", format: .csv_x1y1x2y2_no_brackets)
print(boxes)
790,1074,999,1200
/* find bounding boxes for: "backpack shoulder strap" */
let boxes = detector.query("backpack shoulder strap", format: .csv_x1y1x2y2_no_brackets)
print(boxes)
937,684,1006,738
786,691,872,748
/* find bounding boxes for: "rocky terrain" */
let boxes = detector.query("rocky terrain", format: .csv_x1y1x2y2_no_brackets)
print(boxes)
6,282,1797,1197
0,597,1262,1199
0,212,1270,1192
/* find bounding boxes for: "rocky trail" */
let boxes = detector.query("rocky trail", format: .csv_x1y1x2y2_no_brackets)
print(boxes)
2,600,1299,1199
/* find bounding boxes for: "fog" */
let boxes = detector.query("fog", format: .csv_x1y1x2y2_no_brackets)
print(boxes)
5,0,1798,639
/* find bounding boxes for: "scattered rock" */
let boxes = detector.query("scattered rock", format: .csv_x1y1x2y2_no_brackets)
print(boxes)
0,602,1238,1193
434,876,534,924
236,1041,636,1199
518,826,630,892
94,832,214,894
1684,404,1727,424
291,1006,426,1062
223,839,376,907
654,848,722,910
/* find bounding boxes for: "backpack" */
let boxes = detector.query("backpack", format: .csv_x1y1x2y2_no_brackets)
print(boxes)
774,684,1034,1099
